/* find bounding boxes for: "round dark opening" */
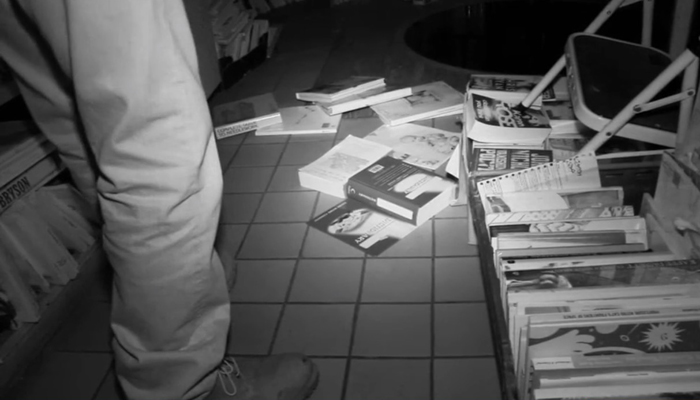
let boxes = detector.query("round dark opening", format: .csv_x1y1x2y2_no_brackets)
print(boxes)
404,0,674,74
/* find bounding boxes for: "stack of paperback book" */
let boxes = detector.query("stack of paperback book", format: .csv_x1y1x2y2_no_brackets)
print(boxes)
298,135,457,256
211,76,469,253
473,150,700,400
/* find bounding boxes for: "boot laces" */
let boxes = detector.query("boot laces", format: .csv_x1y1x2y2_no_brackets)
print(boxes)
217,356,243,396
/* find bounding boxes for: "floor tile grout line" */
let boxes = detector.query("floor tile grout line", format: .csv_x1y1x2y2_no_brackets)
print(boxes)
430,218,437,400
229,300,488,306
231,136,291,260
226,353,497,361
264,189,319,355
339,255,367,400
89,360,115,400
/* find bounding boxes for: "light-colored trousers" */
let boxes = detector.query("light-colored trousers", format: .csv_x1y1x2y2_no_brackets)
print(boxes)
0,1,231,399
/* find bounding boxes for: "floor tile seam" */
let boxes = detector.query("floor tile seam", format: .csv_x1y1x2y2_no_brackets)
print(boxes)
226,135,289,168
231,255,483,261
339,255,367,400
239,136,293,231
265,259,303,356
89,361,116,400
265,190,317,354
229,300,487,306
219,142,244,172
430,249,436,400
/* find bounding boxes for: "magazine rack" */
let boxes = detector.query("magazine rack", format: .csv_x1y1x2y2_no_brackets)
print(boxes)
516,0,699,154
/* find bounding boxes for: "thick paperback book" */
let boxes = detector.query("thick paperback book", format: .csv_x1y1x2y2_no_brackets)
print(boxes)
256,105,342,135
472,148,553,177
370,81,463,126
298,135,391,198
212,93,282,139
308,198,417,256
316,85,413,115
346,156,456,225
364,123,461,171
296,76,385,103
467,73,554,106
466,93,552,145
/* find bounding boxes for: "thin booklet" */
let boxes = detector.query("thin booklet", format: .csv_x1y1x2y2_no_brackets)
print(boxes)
308,198,418,256
476,152,602,206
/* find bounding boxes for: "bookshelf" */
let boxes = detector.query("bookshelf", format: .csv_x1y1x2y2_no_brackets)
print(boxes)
0,241,105,392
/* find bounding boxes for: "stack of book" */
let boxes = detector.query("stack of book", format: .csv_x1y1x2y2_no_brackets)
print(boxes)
0,121,100,326
298,135,457,256
472,150,700,400
211,77,468,254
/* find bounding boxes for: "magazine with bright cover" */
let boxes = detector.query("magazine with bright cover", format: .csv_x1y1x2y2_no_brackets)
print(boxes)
308,198,418,256
482,187,624,215
498,251,679,273
471,148,553,178
466,93,552,145
316,85,413,115
467,73,553,107
298,135,392,198
363,123,461,171
369,81,463,126
521,313,700,398
295,76,385,102
256,105,342,135
211,93,282,139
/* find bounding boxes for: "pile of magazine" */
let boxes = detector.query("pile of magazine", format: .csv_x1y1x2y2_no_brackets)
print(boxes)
474,149,700,400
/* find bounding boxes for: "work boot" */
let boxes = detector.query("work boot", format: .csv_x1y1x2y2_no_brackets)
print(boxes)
205,354,319,400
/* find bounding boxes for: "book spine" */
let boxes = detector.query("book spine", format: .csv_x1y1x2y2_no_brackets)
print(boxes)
214,120,262,139
0,154,62,215
346,179,418,224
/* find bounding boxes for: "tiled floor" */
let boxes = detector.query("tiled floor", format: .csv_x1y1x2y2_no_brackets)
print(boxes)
6,1,503,399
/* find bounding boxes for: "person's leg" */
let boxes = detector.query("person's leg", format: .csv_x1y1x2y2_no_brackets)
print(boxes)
0,1,230,399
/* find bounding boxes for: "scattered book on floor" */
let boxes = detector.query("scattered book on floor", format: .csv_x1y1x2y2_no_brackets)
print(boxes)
296,76,385,103
255,105,342,135
370,81,463,126
471,148,553,178
315,85,413,115
364,123,461,171
465,93,552,146
211,93,281,139
346,156,456,225
467,74,554,107
298,135,391,198
308,198,418,256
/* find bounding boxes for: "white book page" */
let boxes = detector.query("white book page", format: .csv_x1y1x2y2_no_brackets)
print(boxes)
299,135,391,184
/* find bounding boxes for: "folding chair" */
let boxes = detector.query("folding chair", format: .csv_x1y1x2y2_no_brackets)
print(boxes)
515,0,699,154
